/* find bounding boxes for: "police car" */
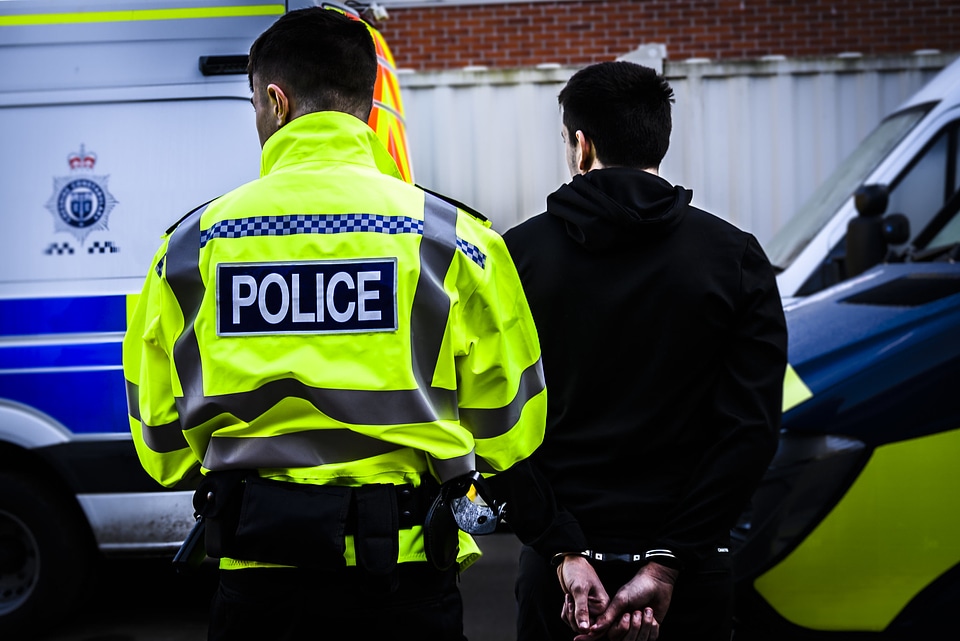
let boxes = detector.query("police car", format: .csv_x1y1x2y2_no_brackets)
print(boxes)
0,1,412,635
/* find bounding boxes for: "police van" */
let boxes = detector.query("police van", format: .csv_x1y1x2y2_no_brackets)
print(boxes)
732,55,960,638
0,0,412,635
769,53,960,299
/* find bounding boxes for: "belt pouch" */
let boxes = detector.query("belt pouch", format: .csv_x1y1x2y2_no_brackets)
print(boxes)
194,470,251,559
423,484,460,571
231,476,351,568
353,484,400,594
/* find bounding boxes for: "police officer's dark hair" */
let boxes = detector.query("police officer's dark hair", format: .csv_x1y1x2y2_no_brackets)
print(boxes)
558,61,675,170
248,7,377,121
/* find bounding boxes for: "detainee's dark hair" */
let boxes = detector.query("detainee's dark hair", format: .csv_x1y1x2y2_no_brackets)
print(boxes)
558,61,675,169
248,7,377,120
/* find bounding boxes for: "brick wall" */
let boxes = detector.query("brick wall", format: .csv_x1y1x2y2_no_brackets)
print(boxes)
376,0,960,71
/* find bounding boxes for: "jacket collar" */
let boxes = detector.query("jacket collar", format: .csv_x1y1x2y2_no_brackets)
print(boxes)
259,111,403,181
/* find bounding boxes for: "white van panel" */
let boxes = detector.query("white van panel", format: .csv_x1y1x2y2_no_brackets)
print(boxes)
1,92,260,295
76,491,196,554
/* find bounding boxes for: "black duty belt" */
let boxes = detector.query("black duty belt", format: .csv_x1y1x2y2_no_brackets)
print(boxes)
191,471,441,592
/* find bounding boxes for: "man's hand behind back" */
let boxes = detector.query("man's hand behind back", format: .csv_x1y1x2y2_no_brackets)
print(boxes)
575,561,678,641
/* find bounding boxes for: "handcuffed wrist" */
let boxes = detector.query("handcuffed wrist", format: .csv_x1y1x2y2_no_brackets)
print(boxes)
549,550,590,567
643,548,683,571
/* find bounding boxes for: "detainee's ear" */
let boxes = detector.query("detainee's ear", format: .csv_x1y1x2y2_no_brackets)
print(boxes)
575,130,597,174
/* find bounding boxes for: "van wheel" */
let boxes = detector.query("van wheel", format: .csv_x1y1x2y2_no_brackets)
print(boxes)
0,471,94,637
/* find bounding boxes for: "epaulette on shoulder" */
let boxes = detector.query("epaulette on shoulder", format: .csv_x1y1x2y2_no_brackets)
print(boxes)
417,185,488,223
164,197,219,235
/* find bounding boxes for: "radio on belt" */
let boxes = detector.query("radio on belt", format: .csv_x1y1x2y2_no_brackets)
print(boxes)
216,258,398,335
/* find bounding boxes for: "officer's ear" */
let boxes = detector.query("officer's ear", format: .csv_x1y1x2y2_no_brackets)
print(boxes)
575,130,598,174
266,83,290,128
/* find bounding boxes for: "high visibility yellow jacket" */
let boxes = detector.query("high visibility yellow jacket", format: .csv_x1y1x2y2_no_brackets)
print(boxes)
122,111,548,570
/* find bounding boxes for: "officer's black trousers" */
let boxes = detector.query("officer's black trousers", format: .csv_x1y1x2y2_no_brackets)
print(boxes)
516,545,734,641
208,562,465,641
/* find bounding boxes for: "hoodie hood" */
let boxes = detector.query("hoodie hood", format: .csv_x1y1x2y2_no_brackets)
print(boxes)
547,167,693,250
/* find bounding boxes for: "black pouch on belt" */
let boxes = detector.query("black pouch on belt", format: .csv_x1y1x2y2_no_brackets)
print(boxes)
423,473,473,571
353,484,400,594
195,473,352,569
193,469,252,560
232,476,352,568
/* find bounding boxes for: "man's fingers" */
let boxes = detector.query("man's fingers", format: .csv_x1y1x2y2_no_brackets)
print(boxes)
629,610,646,641
572,589,593,631
605,612,633,641
645,608,660,641
589,591,630,632
561,593,576,631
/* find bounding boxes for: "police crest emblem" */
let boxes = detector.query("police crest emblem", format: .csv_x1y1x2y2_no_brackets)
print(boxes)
45,145,118,245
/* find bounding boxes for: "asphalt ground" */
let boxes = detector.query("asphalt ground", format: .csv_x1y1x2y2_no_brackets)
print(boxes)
31,533,522,641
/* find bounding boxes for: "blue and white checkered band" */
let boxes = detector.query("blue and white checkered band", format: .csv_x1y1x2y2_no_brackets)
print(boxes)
217,259,398,336
201,213,487,269
456,238,486,268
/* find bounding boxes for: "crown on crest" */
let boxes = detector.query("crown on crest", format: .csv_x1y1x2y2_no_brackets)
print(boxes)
67,144,97,170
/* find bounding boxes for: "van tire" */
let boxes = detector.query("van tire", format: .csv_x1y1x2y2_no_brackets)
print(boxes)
0,470,95,638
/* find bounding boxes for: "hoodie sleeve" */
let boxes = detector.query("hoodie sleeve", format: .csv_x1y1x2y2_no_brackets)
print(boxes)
651,235,787,565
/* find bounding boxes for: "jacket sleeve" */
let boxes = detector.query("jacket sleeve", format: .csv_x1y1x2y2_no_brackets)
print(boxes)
452,231,547,472
455,231,588,555
653,235,787,565
123,242,202,488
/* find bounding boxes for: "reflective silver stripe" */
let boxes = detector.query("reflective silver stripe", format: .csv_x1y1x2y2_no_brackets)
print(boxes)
175,378,453,428
126,379,189,453
430,450,476,483
203,429,403,470
166,202,210,400
125,378,141,421
459,358,545,440
412,192,459,418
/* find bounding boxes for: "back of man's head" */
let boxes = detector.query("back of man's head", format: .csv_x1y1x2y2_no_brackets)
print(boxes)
248,7,377,121
558,61,675,170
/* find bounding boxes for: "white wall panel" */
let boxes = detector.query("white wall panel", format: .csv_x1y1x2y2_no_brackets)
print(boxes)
399,54,956,246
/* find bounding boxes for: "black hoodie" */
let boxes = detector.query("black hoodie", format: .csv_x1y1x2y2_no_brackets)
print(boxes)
503,167,787,563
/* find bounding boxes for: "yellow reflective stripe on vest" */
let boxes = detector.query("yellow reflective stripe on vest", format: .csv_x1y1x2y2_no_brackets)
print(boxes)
0,5,284,27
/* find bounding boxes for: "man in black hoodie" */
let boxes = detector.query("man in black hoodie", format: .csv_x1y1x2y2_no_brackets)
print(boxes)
502,62,788,641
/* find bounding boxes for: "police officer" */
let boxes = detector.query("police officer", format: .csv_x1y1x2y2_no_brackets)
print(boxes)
123,8,550,640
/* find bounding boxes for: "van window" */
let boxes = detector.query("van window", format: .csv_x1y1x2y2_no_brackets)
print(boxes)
886,127,957,249
919,127,960,252
926,208,960,249
764,105,931,271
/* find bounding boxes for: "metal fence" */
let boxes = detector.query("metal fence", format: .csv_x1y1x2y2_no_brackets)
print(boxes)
399,52,957,246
